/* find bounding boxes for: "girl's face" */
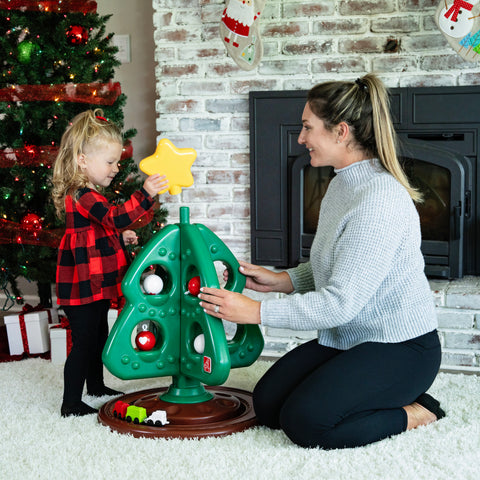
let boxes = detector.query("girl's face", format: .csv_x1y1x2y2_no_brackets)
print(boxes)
77,139,122,188
298,102,342,169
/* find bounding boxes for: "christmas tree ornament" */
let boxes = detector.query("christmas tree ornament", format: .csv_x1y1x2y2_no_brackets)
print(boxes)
193,334,205,354
20,213,43,231
17,40,36,64
66,25,89,45
435,0,480,62
135,330,156,351
187,275,201,296
143,274,163,295
219,0,266,71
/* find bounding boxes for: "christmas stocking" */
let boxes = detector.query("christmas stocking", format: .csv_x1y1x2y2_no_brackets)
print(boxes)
220,0,266,71
435,0,480,62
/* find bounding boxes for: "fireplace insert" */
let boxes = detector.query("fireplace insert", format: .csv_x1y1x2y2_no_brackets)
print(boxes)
249,85,480,279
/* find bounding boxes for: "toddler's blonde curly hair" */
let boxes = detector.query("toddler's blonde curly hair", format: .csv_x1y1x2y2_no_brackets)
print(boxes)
52,109,122,217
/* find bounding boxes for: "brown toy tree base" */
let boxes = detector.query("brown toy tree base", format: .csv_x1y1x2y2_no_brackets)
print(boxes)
98,386,257,439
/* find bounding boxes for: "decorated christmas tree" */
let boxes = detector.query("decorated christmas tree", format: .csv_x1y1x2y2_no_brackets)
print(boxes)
0,0,166,308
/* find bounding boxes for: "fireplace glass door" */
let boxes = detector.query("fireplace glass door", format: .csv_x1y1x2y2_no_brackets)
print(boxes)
289,141,470,278
399,140,470,278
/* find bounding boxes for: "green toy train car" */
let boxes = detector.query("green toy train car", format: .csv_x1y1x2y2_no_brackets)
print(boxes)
125,405,147,424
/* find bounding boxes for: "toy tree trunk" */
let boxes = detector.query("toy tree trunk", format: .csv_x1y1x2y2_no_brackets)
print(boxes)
102,206,264,404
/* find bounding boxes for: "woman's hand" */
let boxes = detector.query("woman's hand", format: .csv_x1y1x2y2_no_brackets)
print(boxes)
234,261,294,294
122,230,138,245
143,174,168,197
198,288,261,325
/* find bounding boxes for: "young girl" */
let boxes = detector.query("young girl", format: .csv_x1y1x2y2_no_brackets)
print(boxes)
52,109,168,417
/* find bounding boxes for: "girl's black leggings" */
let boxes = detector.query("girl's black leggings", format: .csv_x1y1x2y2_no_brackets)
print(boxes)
252,330,441,450
62,299,110,404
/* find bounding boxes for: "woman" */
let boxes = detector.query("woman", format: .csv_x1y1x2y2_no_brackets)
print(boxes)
199,74,445,449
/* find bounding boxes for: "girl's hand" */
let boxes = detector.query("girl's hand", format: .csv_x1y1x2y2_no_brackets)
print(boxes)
122,230,138,245
198,287,261,325
143,174,168,197
233,260,294,294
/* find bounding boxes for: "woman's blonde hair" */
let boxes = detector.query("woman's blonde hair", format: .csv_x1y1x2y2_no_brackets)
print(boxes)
307,73,422,202
52,109,123,217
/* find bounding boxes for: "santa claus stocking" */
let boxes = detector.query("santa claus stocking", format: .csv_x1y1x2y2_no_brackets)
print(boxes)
435,0,480,62
220,0,266,70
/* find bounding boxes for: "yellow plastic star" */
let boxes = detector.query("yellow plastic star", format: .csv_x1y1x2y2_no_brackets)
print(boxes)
139,138,197,195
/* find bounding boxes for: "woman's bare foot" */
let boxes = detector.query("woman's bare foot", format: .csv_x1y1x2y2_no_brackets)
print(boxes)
403,402,438,430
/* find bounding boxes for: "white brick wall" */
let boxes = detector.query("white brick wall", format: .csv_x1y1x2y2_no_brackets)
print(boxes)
242,278,480,373
152,0,480,372
431,278,480,372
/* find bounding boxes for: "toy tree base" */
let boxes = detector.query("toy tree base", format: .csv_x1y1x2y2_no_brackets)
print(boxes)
98,385,257,439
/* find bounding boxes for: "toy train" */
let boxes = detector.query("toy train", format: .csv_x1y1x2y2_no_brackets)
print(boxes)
113,400,169,426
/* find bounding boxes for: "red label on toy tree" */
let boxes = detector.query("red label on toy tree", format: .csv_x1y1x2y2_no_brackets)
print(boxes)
203,356,212,374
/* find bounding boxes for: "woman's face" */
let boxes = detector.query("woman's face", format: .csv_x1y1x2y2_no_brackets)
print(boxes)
298,102,342,169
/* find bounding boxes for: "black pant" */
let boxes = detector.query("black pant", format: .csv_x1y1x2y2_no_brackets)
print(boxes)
253,330,441,449
62,300,110,404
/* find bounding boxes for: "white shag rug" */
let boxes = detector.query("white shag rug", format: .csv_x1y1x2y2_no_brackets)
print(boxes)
0,359,479,480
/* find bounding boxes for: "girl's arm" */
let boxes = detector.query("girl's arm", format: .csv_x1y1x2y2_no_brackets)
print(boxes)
75,175,168,230
76,187,155,230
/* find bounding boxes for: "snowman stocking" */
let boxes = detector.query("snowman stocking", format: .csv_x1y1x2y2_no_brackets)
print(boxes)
435,0,480,62
220,0,266,70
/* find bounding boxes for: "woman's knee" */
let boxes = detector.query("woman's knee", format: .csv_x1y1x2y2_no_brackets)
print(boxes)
252,381,281,429
278,400,332,448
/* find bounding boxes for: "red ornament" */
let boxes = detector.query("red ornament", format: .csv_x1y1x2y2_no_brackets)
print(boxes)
187,276,201,296
20,213,43,231
135,331,156,351
66,25,89,45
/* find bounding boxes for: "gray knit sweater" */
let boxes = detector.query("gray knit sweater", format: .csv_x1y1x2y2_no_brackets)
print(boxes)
260,158,437,350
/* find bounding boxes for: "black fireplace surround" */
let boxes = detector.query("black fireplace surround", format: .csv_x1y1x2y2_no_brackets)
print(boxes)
249,85,480,279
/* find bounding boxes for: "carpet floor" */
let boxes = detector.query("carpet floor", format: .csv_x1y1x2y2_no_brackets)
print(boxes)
0,358,479,480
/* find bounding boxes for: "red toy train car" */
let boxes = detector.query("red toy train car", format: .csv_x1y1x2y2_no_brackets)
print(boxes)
113,400,129,419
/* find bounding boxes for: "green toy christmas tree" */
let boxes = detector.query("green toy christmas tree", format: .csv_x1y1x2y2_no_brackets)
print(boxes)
0,0,166,308
103,207,264,404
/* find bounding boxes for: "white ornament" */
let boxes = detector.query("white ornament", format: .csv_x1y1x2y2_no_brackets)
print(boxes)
143,274,163,294
193,334,205,354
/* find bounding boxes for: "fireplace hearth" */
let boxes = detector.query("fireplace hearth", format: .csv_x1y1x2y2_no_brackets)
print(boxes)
249,85,480,279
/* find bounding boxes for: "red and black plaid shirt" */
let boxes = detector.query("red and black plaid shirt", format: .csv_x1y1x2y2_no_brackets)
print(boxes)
56,187,155,306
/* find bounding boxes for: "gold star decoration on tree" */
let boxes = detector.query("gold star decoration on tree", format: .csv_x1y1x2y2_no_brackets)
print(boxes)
139,139,197,195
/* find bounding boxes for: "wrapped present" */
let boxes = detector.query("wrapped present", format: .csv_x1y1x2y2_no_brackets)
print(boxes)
108,297,124,332
49,317,72,365
49,300,120,364
4,315,24,356
44,307,60,324
4,305,52,355
108,308,119,332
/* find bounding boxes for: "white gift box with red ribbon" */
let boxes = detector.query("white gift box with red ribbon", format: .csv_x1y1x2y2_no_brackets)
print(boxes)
108,308,118,331
49,318,71,365
4,310,52,355
48,309,119,364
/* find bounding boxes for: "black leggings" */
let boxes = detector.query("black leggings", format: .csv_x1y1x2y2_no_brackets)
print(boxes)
253,330,441,449
62,300,110,404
